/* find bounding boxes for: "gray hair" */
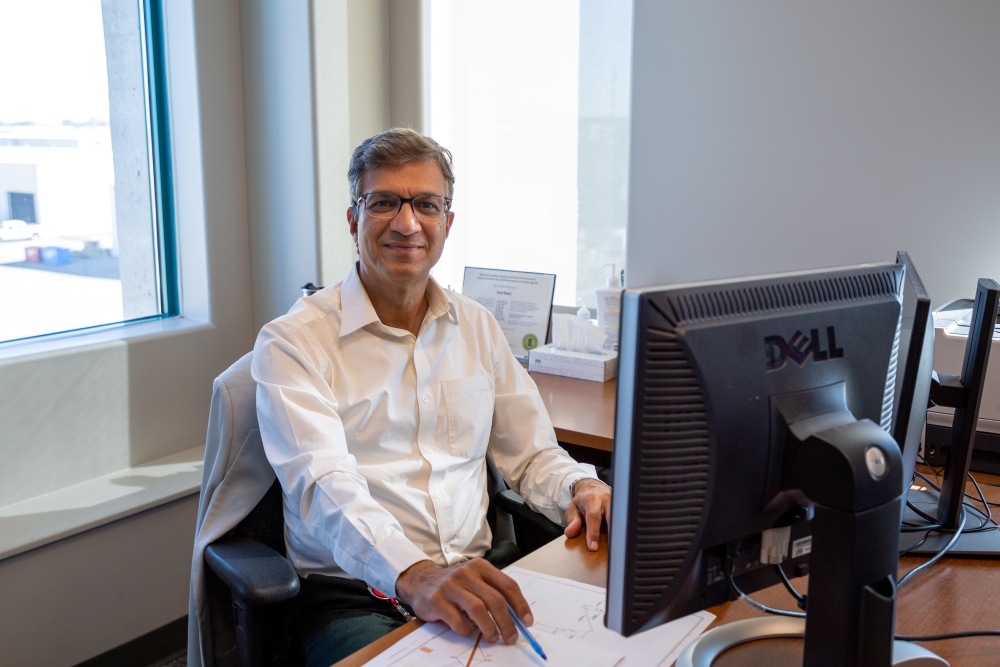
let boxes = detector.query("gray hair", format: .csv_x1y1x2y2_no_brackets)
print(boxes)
348,128,455,208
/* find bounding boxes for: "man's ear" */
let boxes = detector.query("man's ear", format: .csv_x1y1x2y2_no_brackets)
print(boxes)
347,206,359,244
444,211,454,238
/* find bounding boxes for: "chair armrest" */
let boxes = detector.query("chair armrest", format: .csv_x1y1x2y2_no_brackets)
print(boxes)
205,537,300,606
494,489,564,540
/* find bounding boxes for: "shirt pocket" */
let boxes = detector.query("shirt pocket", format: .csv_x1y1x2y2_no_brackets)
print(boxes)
442,375,494,459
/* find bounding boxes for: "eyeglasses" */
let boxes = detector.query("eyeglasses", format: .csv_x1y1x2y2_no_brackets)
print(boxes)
358,192,452,221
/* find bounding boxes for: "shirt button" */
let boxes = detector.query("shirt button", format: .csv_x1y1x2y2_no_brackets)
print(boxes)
427,447,434,453
435,491,442,498
422,395,429,403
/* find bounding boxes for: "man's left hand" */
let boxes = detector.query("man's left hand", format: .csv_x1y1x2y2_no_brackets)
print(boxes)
564,479,611,551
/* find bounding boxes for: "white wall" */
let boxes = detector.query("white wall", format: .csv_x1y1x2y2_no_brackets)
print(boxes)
626,1,1000,307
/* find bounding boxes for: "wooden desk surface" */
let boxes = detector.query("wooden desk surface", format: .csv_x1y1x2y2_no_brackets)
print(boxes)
331,534,606,667
531,371,616,451
335,469,1000,667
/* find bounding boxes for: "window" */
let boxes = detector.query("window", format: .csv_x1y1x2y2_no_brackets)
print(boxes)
426,0,632,309
0,0,175,344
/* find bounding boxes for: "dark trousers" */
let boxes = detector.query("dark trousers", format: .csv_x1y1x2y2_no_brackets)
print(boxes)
287,541,521,667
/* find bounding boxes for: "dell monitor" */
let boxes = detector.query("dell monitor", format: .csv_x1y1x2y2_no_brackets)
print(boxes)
891,251,935,517
900,273,1000,556
607,262,910,665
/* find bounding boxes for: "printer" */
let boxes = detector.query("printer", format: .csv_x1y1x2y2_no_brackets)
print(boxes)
924,299,1000,474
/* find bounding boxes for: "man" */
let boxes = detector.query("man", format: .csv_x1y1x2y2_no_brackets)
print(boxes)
252,128,611,666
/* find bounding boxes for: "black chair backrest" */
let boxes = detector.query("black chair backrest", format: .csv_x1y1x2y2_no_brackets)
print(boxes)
229,480,286,557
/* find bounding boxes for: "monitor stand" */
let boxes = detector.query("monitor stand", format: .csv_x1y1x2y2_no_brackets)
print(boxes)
900,488,1000,556
674,617,947,667
687,394,949,666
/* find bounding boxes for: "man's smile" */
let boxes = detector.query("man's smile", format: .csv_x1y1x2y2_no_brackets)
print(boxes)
384,243,424,252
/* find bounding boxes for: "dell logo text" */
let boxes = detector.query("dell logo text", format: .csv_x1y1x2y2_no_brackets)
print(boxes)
764,326,844,371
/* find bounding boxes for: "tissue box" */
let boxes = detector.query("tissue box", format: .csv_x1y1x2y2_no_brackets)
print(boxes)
528,344,618,382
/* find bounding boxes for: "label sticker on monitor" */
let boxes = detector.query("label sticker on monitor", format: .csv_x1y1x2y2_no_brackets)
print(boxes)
792,536,813,558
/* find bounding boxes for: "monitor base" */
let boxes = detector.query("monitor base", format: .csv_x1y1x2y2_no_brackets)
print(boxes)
901,489,1000,556
675,617,948,667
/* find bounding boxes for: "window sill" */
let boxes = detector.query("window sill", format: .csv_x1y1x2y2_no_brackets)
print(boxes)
0,316,212,362
0,445,204,561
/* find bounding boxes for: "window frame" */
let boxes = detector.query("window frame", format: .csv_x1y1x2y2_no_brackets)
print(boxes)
143,0,179,318
0,0,179,349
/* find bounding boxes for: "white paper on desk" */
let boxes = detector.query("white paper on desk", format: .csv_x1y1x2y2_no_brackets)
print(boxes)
503,566,715,667
362,619,625,667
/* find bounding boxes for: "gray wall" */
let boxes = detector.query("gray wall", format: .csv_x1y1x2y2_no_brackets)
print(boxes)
241,0,320,333
242,0,424,331
627,1,1000,307
0,496,197,667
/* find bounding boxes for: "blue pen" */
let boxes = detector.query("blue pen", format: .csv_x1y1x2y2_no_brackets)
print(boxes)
507,603,547,661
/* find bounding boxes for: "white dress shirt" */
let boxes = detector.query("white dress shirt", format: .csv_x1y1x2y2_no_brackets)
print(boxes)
252,265,597,597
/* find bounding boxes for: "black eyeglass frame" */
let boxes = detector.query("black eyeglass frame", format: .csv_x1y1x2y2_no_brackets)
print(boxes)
357,192,453,220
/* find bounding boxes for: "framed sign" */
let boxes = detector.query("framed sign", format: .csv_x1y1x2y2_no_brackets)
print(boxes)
462,267,556,360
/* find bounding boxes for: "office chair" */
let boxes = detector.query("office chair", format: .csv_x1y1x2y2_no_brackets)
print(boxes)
199,353,564,667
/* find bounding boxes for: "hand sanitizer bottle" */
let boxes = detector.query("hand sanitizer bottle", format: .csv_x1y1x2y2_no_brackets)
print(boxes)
595,264,623,351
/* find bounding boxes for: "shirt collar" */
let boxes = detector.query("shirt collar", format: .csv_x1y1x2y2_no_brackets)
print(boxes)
339,264,459,338
425,275,461,328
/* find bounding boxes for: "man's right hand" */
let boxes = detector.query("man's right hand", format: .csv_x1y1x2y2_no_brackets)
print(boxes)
394,559,533,645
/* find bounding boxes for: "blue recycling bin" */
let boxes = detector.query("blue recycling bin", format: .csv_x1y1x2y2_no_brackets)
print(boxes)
40,246,72,265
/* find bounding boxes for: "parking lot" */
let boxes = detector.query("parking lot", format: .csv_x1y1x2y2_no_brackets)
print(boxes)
0,232,123,343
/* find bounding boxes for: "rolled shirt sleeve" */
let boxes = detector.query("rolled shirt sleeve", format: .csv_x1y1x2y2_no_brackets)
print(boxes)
485,317,599,525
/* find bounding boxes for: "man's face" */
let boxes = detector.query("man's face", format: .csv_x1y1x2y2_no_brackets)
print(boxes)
348,159,454,290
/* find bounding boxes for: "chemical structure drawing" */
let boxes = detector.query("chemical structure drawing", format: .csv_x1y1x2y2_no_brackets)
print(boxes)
531,600,606,639
452,642,493,667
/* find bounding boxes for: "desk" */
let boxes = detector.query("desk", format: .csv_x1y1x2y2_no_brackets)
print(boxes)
331,534,607,667
531,372,616,452
335,471,1000,667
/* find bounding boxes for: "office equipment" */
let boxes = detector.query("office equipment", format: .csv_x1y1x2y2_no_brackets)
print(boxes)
462,267,556,359
890,252,936,517
335,509,1000,667
507,602,547,660
924,298,1000,474
607,262,931,665
901,278,1000,556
